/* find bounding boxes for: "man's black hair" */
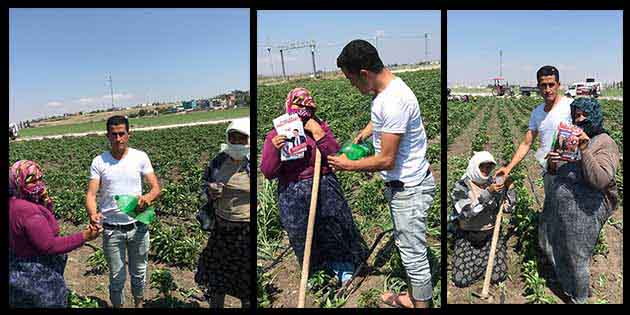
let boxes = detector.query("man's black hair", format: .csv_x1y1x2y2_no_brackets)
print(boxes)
536,65,560,83
336,39,385,75
106,115,129,133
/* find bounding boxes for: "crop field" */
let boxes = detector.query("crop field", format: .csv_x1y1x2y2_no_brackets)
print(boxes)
446,96,623,304
9,123,246,308
256,69,441,308
18,107,249,138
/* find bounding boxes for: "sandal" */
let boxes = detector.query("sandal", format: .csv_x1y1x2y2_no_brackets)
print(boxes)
381,291,414,308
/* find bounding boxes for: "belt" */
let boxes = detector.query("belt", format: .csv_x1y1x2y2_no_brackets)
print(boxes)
103,222,142,231
385,168,432,188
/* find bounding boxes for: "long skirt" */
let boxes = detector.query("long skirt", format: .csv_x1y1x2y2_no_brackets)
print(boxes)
452,229,508,288
195,216,251,301
539,162,612,303
9,253,69,308
278,173,369,272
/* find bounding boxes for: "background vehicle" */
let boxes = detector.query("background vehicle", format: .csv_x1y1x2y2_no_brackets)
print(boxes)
490,77,514,96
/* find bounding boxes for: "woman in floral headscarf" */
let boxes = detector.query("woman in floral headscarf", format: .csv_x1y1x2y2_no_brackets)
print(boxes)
261,88,368,286
9,160,101,308
540,98,620,304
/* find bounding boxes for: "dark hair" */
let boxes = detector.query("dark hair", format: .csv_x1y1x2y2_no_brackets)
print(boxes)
336,39,384,75
106,115,129,133
536,65,560,83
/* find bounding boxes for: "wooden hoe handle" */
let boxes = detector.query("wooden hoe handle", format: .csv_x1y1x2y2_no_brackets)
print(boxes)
298,148,322,308
480,197,506,298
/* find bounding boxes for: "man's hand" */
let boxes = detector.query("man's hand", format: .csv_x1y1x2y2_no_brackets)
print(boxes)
89,212,103,228
137,194,152,211
304,119,325,141
495,166,511,179
327,154,355,172
577,131,590,151
353,122,373,144
272,135,287,150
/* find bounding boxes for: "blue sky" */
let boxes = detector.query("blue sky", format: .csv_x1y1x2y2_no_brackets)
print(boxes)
9,8,250,122
257,10,441,76
448,10,623,87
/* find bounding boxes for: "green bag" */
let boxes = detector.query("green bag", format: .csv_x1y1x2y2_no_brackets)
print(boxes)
338,140,375,160
114,194,156,225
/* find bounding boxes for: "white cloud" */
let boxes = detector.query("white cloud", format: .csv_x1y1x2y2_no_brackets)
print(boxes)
77,97,97,104
46,101,63,107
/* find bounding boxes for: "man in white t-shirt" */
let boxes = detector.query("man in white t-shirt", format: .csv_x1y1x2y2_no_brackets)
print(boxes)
496,65,572,181
85,115,161,308
328,40,436,308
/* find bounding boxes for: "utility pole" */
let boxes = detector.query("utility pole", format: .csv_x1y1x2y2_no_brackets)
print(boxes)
279,48,286,80
499,49,503,77
425,33,429,62
266,46,274,77
310,42,317,77
107,74,114,110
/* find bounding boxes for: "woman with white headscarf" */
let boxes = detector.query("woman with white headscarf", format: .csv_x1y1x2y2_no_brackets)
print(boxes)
195,118,251,308
449,151,516,288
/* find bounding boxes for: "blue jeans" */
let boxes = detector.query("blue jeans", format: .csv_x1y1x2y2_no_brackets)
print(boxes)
384,172,436,302
102,222,150,306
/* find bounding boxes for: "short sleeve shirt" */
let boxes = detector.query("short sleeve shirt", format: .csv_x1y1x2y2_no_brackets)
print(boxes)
89,148,154,225
528,96,573,169
371,77,429,186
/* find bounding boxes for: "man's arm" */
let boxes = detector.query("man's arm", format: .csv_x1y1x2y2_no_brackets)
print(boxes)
497,129,538,176
139,173,161,207
328,132,401,172
85,179,102,226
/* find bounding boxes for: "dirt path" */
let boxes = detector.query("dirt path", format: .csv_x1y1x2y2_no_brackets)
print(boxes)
61,221,242,308
448,108,484,156
15,119,237,142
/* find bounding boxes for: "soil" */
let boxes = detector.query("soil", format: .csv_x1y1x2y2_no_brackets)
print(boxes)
61,221,243,308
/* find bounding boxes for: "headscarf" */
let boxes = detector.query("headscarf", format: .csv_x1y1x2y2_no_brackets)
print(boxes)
462,151,497,185
8,160,54,211
570,97,606,138
220,117,250,160
285,87,317,121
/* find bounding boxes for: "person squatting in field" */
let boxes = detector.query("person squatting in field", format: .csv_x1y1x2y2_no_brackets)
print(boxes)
195,118,252,308
449,151,516,288
85,115,161,308
540,98,620,304
9,160,102,308
261,87,369,289
327,39,436,308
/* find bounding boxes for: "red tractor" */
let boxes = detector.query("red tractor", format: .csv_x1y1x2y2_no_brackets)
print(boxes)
491,77,514,96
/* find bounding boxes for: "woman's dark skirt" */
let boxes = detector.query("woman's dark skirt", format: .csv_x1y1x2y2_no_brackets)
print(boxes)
278,173,369,272
9,253,69,308
451,229,508,288
195,215,251,300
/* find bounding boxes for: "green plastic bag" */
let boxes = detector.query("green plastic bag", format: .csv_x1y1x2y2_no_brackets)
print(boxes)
338,140,375,160
114,194,156,225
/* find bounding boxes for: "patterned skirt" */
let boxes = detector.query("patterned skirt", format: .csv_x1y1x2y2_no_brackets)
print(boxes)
278,173,369,272
451,229,508,288
195,216,251,300
9,253,69,308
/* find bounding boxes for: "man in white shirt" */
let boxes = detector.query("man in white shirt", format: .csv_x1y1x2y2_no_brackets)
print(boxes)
495,66,572,191
328,39,436,308
85,115,160,308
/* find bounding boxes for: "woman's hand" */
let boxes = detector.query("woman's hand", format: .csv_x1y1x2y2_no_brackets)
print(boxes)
545,151,562,173
577,131,590,151
271,135,287,150
304,118,325,141
488,183,504,193
82,224,102,242
207,182,224,200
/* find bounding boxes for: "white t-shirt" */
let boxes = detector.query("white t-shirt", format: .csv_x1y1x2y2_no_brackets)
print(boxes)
371,76,429,186
89,148,155,225
528,96,573,169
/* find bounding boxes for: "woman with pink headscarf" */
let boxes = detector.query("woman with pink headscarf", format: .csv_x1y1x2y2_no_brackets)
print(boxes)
261,88,368,286
9,160,101,308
